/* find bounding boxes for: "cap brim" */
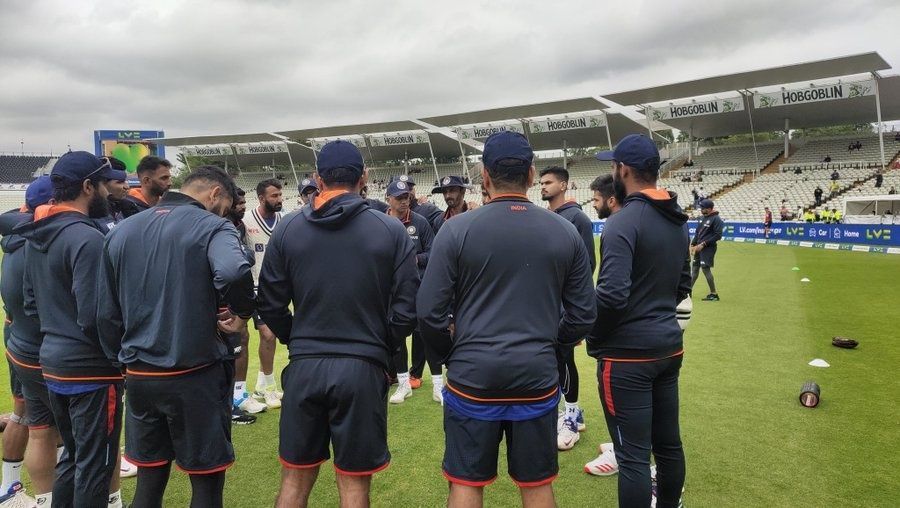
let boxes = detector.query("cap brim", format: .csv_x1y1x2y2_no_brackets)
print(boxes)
595,150,615,161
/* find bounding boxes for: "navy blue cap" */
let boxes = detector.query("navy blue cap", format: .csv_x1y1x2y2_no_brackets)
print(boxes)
482,131,534,170
699,199,714,209
392,174,415,186
431,175,470,194
25,176,53,210
386,180,413,198
595,134,660,172
298,177,318,194
316,140,364,176
51,151,115,185
110,169,127,182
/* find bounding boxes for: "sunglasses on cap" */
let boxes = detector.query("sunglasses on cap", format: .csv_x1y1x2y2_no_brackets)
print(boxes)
84,157,112,180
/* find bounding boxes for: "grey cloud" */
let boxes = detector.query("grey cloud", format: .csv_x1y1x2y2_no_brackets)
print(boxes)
0,0,897,153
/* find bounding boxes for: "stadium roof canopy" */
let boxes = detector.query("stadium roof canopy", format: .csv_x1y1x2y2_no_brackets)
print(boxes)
605,52,899,139
152,51,897,168
604,52,890,105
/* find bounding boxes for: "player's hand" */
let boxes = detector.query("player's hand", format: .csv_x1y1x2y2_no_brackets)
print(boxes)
466,200,481,210
218,314,248,334
448,323,455,338
418,196,429,205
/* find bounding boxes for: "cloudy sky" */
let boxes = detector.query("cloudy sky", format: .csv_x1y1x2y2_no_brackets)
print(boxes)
1,0,898,154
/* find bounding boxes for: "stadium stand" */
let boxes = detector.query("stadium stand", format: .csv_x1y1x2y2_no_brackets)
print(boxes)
680,142,784,174
825,168,900,218
0,154,53,184
779,133,899,171
712,168,876,222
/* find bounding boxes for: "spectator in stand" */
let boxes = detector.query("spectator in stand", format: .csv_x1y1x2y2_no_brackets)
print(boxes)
823,155,832,163
833,208,843,223
894,131,900,142
814,186,823,206
830,180,840,198
855,141,863,150
820,208,832,223
691,189,699,207
780,203,791,221
889,186,897,195
763,207,773,238
847,142,854,152
797,206,804,222
875,171,884,188
831,170,840,181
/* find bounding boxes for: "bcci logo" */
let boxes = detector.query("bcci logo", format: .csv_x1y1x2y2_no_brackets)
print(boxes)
406,226,417,235
442,177,451,185
301,179,311,186
399,175,409,182
396,181,407,190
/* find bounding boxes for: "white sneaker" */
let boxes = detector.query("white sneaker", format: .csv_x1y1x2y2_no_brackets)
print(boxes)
253,386,283,401
260,389,282,409
120,455,138,478
236,395,267,414
584,445,618,476
0,482,36,508
557,416,580,450
389,382,412,404
432,385,443,404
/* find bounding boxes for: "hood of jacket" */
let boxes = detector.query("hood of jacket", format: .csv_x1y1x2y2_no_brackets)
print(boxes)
624,189,688,226
302,191,370,229
12,205,101,253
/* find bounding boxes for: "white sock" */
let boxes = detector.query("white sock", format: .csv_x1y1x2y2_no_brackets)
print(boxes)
234,381,247,400
1,459,23,491
108,489,122,508
432,374,444,390
565,401,580,414
56,445,65,464
263,373,276,388
397,372,410,386
36,493,52,505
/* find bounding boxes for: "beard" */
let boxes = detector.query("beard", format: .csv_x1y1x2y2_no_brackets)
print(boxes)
612,173,627,202
88,192,110,218
540,193,552,201
597,204,612,219
264,201,283,213
150,181,168,198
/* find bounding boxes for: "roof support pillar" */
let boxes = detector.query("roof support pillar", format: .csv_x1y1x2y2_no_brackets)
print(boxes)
873,72,886,171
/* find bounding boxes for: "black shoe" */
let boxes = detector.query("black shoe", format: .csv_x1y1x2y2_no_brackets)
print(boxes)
702,293,720,301
232,407,257,425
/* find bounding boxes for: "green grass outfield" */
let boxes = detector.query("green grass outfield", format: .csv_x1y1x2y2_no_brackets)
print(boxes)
1,242,898,506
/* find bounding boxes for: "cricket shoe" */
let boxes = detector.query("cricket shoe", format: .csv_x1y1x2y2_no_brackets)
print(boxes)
235,395,266,414
584,443,618,476
701,293,720,301
120,454,138,478
557,416,580,450
557,409,586,432
0,482,36,508
432,384,443,404
253,387,282,409
389,383,412,404
231,406,257,425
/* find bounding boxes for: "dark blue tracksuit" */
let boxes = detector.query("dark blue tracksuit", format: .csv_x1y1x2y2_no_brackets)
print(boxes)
387,210,437,377
589,190,691,508
14,206,123,507
554,201,597,404
258,191,419,473
97,191,255,474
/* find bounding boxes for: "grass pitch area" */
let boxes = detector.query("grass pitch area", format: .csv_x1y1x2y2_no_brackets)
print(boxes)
1,243,898,506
